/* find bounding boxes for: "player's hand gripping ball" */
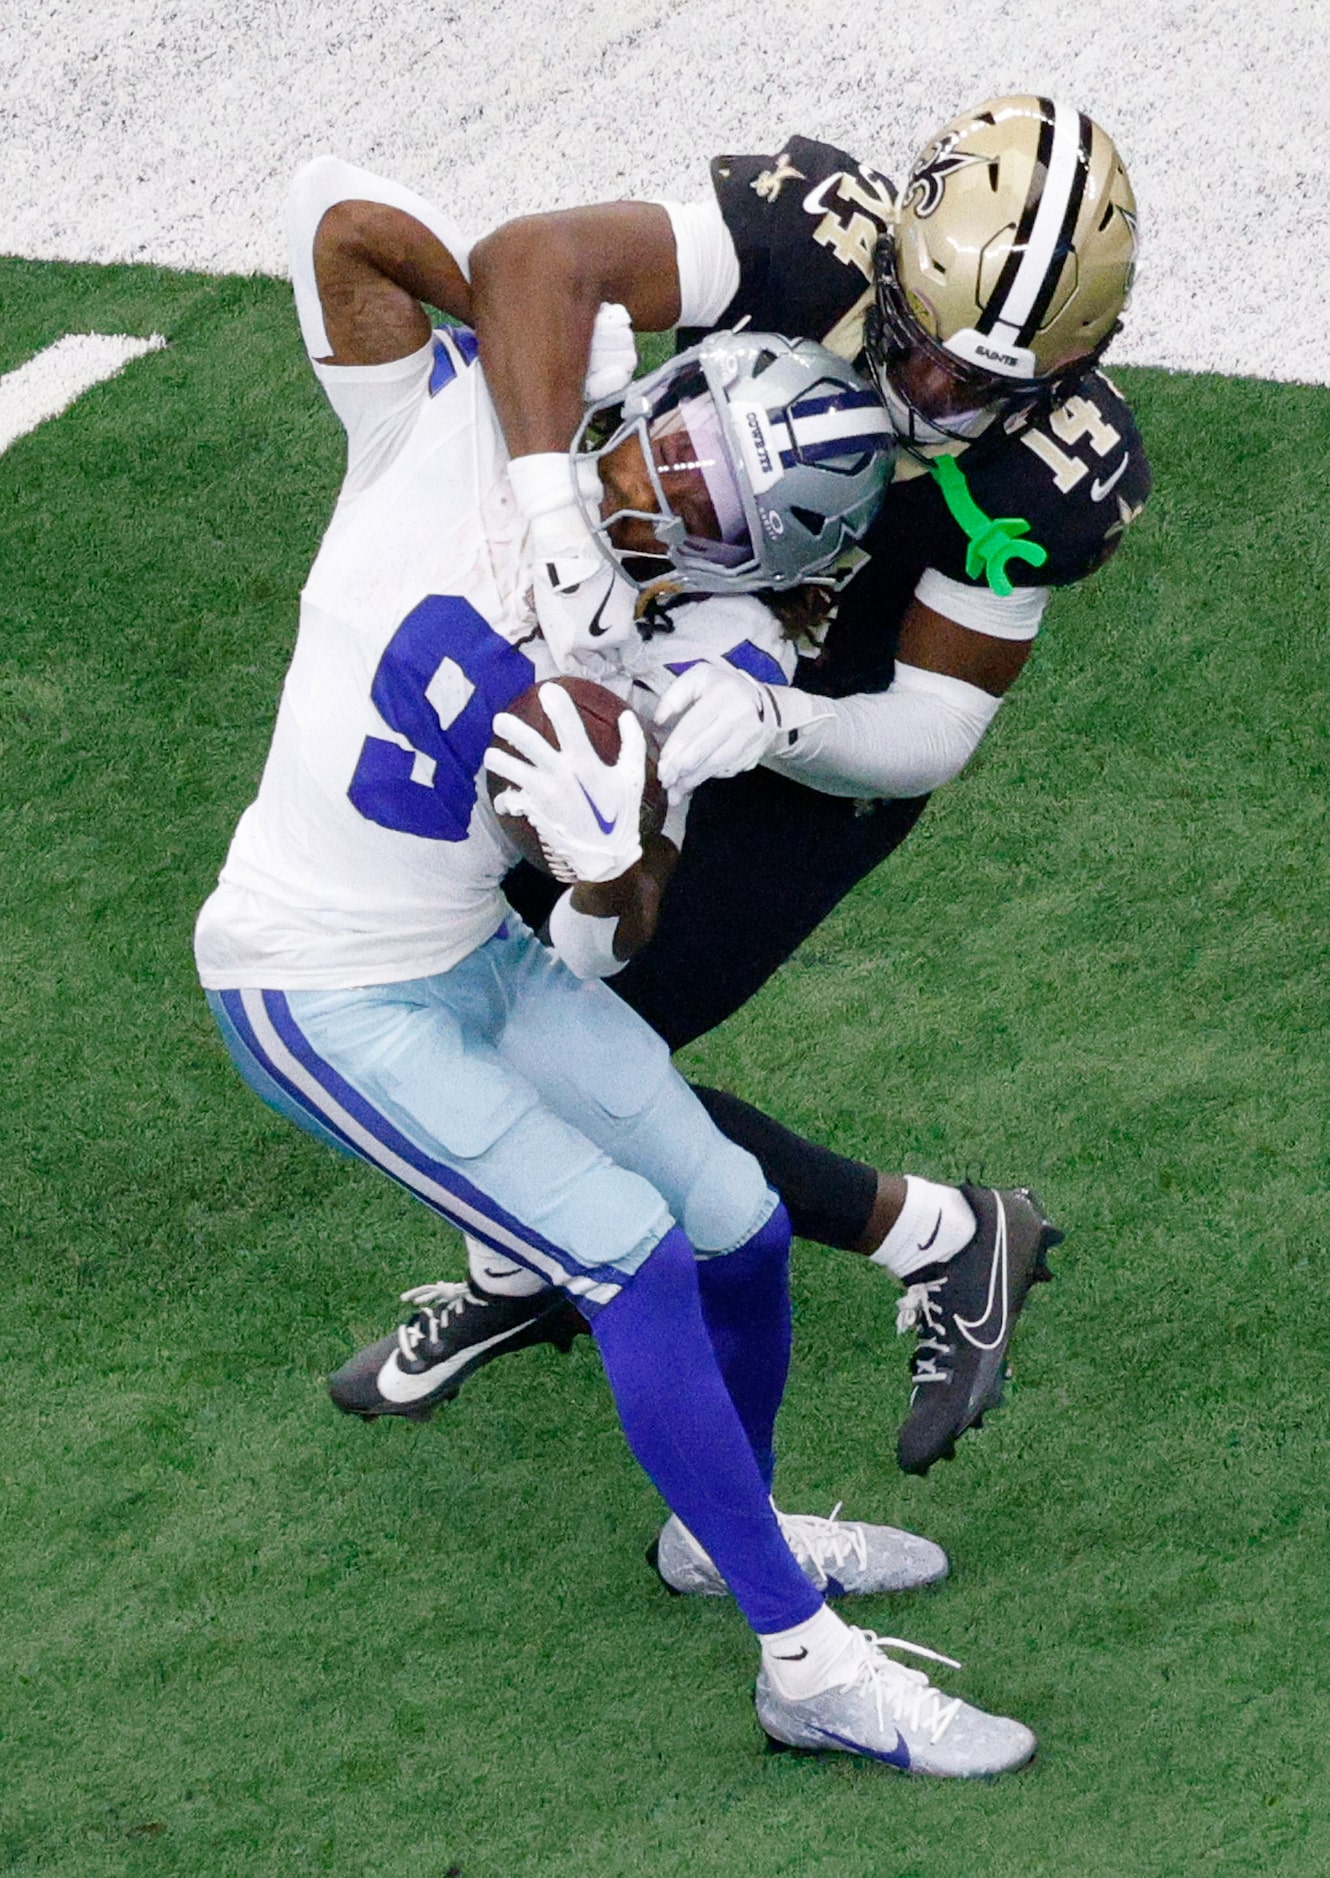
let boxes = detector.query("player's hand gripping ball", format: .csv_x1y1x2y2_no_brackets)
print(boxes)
485,678,667,881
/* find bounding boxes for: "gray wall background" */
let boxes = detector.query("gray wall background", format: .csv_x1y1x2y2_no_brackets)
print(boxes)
2,0,1326,382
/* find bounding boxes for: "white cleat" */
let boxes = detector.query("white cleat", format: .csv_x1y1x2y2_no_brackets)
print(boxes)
757,1629,1037,1777
651,1503,948,1598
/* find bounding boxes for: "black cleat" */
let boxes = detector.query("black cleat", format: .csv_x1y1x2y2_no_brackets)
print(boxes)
894,1185,1062,1476
328,1281,589,1422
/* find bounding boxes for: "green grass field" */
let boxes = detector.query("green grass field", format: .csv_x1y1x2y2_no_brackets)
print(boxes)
2,255,1328,1877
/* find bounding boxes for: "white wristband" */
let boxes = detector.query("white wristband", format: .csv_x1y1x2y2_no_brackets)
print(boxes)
508,452,579,522
548,890,624,979
661,793,690,851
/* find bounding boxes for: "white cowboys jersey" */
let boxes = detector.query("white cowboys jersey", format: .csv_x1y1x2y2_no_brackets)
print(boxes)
195,332,795,993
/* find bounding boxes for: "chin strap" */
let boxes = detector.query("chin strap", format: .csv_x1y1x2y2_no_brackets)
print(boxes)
929,454,1048,598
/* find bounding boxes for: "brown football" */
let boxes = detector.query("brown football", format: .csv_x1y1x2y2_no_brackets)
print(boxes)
487,676,668,875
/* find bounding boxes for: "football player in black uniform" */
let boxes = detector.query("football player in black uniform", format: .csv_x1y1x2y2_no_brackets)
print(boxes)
328,97,1147,1476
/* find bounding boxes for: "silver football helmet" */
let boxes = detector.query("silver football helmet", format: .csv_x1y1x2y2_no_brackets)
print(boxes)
571,331,894,596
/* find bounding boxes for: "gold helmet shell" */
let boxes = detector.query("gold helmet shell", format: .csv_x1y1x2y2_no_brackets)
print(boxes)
894,95,1138,381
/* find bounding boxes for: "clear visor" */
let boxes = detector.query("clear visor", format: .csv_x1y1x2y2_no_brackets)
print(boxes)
865,241,1041,446
644,374,753,569
889,340,1009,426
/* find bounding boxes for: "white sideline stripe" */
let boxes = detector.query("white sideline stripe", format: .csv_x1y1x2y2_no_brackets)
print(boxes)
238,990,618,1305
0,333,167,457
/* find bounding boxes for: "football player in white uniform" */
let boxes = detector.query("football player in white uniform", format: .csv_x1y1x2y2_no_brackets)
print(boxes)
343,98,1131,1476
194,158,1035,1776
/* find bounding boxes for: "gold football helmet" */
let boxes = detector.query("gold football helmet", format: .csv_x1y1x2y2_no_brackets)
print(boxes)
864,96,1138,449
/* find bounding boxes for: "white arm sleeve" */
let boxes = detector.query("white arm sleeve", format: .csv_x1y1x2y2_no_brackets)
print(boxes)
763,662,1002,799
915,568,1050,641
654,198,741,328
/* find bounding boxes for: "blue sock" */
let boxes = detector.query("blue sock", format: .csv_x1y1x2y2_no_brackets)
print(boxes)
695,1202,792,1492
590,1226,821,1636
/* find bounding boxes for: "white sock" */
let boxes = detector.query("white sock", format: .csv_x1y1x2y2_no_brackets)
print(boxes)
759,1602,861,1701
869,1176,976,1281
465,1234,550,1299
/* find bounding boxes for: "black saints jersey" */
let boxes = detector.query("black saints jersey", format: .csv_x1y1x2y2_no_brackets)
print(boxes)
683,136,1151,695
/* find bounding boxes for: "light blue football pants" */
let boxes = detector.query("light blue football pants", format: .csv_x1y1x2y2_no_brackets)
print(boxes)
207,919,775,1306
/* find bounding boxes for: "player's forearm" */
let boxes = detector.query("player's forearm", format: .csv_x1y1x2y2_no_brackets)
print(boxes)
764,664,1002,799
470,205,681,458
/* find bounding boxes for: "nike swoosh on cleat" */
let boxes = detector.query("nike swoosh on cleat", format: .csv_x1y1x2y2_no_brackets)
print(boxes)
955,1202,1009,1352
916,1209,943,1254
578,780,617,834
1090,454,1129,501
809,1724,911,1768
773,1647,809,1661
375,1320,541,1403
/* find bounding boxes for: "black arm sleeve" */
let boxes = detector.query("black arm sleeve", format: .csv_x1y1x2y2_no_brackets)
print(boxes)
679,135,896,353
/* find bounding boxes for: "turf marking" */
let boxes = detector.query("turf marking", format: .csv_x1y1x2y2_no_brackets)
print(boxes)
0,332,166,457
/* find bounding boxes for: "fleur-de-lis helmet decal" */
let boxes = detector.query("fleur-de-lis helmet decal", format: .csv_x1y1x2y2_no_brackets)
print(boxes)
902,134,991,219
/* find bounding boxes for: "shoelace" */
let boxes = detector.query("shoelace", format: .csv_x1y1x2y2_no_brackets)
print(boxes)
895,1279,953,1385
395,1281,470,1362
777,1503,868,1584
848,1630,964,1745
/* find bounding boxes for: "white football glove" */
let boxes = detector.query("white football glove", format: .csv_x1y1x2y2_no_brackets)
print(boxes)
655,663,836,800
509,453,637,672
485,684,647,884
583,301,638,401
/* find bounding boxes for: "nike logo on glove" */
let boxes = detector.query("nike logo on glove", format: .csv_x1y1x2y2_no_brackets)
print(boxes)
578,781,618,835
376,1321,535,1403
586,580,616,637
955,1202,1009,1352
546,561,615,638
1090,454,1129,502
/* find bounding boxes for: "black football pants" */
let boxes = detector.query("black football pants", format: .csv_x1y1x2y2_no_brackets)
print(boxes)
503,765,929,1250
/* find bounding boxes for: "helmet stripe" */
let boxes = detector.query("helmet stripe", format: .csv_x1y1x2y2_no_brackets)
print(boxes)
975,99,1087,351
789,389,884,418
974,99,1056,338
783,389,892,467
1018,110,1094,342
780,429,893,467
